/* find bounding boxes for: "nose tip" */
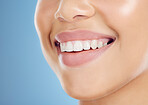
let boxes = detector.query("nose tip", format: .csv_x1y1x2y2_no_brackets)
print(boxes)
55,0,95,22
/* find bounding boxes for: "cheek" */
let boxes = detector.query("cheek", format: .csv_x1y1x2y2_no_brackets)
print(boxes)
92,0,148,67
35,1,61,72
92,0,140,30
35,1,59,36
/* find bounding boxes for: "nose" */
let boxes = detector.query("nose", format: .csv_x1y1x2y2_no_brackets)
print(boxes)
55,0,95,22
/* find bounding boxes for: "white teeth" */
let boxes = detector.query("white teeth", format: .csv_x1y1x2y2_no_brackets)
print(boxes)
65,41,73,52
73,41,83,51
83,40,90,50
98,41,103,48
91,40,98,49
60,39,109,52
60,43,66,52
104,42,107,46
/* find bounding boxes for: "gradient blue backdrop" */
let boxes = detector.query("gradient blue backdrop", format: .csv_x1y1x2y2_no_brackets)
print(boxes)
0,0,77,105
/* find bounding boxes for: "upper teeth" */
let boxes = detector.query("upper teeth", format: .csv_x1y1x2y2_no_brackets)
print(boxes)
60,40,108,52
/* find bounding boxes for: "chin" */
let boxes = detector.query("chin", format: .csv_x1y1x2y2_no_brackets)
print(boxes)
57,66,133,101
60,77,126,100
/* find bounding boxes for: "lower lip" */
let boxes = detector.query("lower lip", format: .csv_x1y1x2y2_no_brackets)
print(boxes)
57,42,114,67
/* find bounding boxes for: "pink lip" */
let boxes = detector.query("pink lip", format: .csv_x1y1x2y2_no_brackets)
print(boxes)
54,30,116,67
55,30,116,43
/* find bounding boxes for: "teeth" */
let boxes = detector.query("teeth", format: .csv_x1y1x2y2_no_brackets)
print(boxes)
73,41,83,51
60,39,110,52
65,41,73,52
104,42,107,46
60,43,66,52
83,40,90,50
98,41,103,48
91,40,98,49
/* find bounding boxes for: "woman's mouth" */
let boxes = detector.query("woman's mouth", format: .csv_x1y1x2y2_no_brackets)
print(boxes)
54,30,116,67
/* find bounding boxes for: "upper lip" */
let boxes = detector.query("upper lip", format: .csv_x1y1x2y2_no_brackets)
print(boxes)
54,30,116,44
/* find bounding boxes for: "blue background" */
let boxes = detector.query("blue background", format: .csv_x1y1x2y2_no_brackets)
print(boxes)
0,0,77,105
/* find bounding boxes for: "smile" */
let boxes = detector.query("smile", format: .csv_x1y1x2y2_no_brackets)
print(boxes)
54,30,116,67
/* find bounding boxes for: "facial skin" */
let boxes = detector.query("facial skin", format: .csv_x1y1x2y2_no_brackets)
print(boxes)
34,0,148,104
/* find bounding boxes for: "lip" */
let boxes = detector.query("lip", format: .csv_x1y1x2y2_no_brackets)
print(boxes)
55,30,116,43
54,30,116,67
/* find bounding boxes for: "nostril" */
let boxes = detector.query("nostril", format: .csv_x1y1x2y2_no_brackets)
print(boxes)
57,15,89,22
73,15,88,20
